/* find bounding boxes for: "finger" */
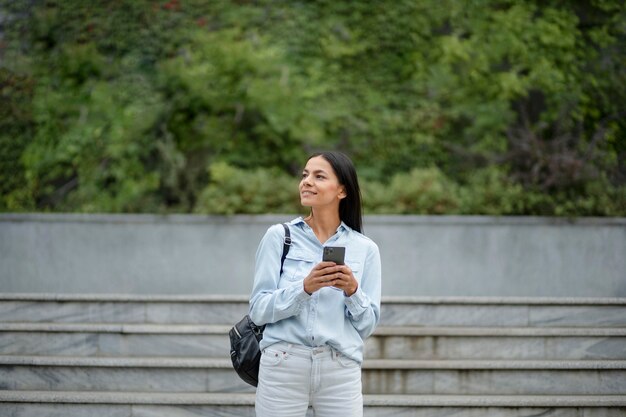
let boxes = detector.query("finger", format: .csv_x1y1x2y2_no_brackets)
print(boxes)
320,271,340,281
331,272,350,285
319,272,338,283
333,279,347,289
328,273,344,286
317,261,336,269
316,268,338,277
323,273,340,285
321,276,335,285
337,265,352,274
328,272,342,282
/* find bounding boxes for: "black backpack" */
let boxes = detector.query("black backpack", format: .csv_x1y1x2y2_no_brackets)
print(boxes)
229,223,291,387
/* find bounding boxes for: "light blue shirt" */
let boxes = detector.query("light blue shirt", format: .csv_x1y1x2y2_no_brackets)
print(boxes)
249,217,382,363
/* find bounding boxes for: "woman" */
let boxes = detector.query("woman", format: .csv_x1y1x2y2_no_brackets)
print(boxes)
249,151,382,416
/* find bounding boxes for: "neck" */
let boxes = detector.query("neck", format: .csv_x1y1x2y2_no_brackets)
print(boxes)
305,208,341,244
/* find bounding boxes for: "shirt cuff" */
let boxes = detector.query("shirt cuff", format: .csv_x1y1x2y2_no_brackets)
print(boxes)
289,281,311,303
344,287,369,318
295,285,311,301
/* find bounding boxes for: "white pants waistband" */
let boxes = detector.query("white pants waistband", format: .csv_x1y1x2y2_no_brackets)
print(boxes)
264,342,340,360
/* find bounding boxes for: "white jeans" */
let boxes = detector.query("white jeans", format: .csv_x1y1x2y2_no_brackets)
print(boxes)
255,342,363,417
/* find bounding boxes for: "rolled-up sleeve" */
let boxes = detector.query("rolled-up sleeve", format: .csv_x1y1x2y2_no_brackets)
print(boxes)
344,241,381,339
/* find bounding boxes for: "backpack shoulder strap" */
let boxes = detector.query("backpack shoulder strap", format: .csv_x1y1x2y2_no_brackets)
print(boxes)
279,223,292,275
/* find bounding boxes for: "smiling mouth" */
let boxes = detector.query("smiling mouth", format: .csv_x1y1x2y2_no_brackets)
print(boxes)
301,191,316,196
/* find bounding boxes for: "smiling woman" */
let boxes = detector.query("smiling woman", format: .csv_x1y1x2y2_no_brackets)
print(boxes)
249,151,381,417
301,152,363,235
299,157,347,235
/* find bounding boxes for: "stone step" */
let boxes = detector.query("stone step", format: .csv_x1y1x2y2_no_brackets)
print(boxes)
2,294,626,327
0,294,249,325
1,391,625,417
0,323,231,358
2,356,625,395
367,326,626,360
380,297,626,328
2,323,626,360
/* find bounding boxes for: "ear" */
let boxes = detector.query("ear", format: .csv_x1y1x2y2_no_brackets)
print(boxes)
337,186,347,200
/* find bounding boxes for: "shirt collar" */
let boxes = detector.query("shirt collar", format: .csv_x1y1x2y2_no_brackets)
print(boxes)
290,216,350,234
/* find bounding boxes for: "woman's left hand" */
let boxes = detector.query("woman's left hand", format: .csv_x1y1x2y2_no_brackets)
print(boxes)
331,265,359,297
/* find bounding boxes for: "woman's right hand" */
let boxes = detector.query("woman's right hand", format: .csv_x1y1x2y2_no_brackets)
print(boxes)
303,261,344,295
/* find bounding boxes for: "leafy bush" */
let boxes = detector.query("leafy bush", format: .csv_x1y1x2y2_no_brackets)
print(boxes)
362,168,460,215
194,162,302,215
1,0,624,216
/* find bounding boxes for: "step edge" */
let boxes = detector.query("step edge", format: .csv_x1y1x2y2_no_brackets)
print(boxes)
2,293,626,305
2,323,625,336
0,323,232,334
365,394,626,407
1,356,626,370
362,359,626,370
1,391,625,407
0,294,250,303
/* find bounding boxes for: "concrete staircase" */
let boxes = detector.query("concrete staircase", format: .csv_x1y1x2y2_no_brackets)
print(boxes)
1,294,625,416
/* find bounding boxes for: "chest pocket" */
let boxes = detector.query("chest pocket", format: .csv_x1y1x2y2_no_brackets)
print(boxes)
281,249,316,282
345,259,362,281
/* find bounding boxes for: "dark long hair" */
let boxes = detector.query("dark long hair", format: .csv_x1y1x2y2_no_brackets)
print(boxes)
308,151,363,233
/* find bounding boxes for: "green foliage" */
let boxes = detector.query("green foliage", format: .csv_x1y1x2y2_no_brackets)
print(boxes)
19,66,165,212
363,166,626,216
1,0,625,216
194,162,301,215
158,28,310,167
0,69,35,210
362,168,460,215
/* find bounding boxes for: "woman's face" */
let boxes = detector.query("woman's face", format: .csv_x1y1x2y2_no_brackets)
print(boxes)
300,156,346,209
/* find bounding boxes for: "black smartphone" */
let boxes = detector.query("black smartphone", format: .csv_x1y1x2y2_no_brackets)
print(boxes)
322,246,345,265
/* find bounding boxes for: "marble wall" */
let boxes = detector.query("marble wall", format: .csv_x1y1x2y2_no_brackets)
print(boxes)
1,214,624,296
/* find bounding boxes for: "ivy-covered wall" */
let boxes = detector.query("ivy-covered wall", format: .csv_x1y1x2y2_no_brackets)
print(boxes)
2,0,625,215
